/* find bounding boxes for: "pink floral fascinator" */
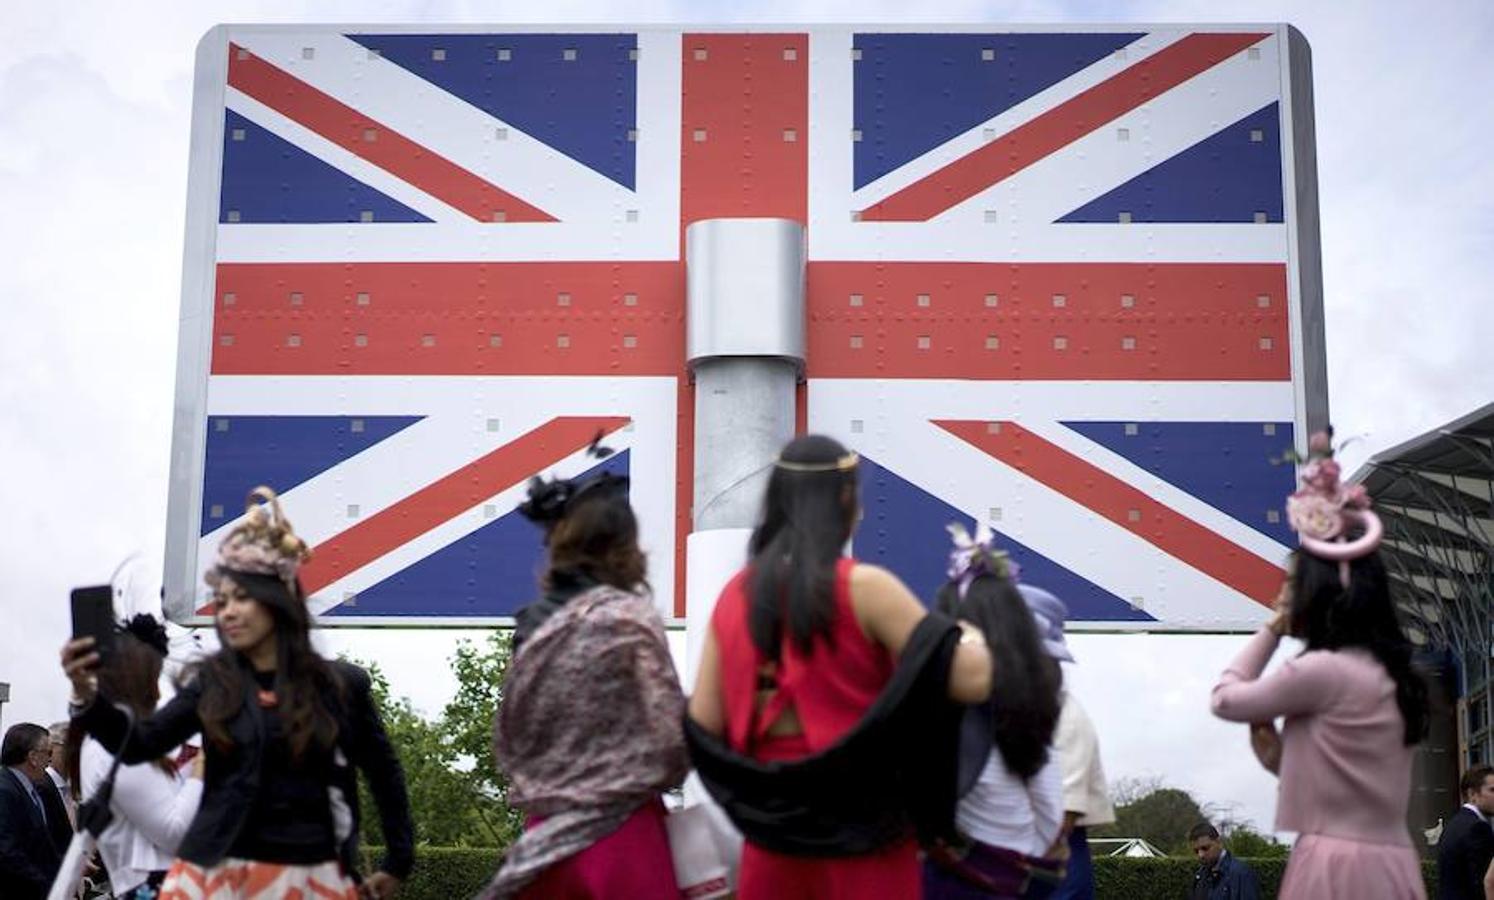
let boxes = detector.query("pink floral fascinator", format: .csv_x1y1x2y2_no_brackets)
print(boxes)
1285,428,1383,583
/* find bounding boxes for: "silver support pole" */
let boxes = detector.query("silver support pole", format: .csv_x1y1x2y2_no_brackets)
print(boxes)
692,358,798,532
682,218,806,688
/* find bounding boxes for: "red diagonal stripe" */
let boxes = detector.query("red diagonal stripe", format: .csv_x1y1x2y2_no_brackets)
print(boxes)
227,44,556,223
859,33,1269,222
936,419,1281,607
299,416,625,599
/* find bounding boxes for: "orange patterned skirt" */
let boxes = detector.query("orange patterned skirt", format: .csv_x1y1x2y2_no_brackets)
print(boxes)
158,857,359,899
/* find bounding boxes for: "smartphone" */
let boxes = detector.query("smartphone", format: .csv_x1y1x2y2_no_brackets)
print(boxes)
70,585,117,661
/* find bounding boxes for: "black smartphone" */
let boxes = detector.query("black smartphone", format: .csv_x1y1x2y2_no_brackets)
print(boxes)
70,585,116,661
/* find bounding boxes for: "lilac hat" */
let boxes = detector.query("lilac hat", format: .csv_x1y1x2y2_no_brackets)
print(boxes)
1018,584,1075,663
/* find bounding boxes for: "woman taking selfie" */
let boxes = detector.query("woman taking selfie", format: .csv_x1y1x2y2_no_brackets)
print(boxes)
61,487,413,900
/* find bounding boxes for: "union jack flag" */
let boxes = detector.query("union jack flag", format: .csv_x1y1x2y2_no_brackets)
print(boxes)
172,27,1310,628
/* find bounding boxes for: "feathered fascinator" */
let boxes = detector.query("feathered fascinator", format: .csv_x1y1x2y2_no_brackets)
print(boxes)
518,431,629,528
1285,428,1382,583
204,486,311,593
946,521,1019,599
120,613,169,657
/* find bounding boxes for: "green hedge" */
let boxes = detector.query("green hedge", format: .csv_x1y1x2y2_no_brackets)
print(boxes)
1095,855,1438,899
361,847,500,898
365,848,1439,899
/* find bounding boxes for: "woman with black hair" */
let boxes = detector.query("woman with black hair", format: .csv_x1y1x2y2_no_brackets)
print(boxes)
923,524,1066,898
477,446,688,899
688,434,993,900
1211,432,1428,899
61,488,413,900
63,614,203,898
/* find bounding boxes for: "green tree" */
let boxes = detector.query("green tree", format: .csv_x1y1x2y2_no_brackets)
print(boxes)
1222,822,1290,859
348,632,522,849
441,631,525,847
1091,778,1208,855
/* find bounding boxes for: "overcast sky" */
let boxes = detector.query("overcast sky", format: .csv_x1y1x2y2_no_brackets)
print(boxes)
3,0,1491,840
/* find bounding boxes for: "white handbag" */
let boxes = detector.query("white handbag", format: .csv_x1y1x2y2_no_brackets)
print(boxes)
666,789,742,900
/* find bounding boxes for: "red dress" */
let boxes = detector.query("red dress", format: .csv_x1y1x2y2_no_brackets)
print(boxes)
712,557,920,900
517,800,679,899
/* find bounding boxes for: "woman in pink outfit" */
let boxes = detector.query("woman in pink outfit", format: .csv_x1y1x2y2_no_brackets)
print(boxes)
1212,431,1429,899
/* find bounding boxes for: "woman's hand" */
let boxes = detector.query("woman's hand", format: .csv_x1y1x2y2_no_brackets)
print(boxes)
61,637,100,705
1249,721,1283,774
360,871,400,899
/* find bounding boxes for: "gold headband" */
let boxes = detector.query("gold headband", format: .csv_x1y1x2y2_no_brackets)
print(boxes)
774,451,860,473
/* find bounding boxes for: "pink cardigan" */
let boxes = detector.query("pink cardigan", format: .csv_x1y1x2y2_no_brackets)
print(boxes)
1211,627,1414,847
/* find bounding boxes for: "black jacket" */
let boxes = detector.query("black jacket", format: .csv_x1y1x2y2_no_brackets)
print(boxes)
685,612,965,856
1438,806,1494,900
37,773,73,855
1189,851,1261,900
0,767,63,900
75,658,414,879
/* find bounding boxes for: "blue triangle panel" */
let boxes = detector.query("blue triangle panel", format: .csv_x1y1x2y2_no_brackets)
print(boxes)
219,110,431,224
855,456,1153,622
1057,102,1283,223
853,32,1142,190
329,452,630,617
1061,421,1296,546
202,415,423,534
348,33,637,189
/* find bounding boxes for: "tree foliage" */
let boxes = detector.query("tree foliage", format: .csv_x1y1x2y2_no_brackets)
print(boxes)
1091,777,1289,858
1091,782,1208,854
349,631,522,849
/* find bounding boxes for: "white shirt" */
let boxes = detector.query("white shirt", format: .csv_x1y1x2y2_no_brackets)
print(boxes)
80,738,203,893
1055,692,1115,827
956,746,1063,856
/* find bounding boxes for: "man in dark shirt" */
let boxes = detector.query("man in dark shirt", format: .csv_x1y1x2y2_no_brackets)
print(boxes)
0,723,66,900
1438,765,1494,900
1188,822,1261,900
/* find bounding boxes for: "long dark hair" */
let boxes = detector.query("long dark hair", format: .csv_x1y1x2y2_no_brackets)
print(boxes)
1288,550,1428,745
544,482,648,593
937,573,1062,779
748,435,859,659
65,631,174,798
193,571,343,760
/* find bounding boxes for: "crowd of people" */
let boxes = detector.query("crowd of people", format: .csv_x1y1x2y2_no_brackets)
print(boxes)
0,428,1479,899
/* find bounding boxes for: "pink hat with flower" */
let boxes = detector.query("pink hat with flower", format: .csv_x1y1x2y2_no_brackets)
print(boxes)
1286,429,1382,581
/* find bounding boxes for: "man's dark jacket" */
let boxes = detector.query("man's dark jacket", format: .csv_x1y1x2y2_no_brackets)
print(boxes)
74,658,414,879
0,767,64,900
684,612,965,856
1438,806,1494,900
37,772,73,855
1189,850,1261,900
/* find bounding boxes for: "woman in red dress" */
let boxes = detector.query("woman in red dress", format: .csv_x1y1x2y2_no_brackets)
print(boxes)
689,434,993,900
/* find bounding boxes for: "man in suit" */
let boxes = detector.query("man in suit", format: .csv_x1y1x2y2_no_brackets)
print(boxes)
40,721,76,852
0,722,65,900
1187,821,1261,900
1439,764,1494,900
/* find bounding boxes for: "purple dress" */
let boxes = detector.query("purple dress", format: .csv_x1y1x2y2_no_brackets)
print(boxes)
1212,628,1426,899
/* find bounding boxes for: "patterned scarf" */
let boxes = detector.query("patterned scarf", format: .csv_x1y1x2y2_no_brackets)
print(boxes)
479,584,688,898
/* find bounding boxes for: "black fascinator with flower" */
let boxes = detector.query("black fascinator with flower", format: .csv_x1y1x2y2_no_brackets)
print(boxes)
120,613,170,658
518,431,630,528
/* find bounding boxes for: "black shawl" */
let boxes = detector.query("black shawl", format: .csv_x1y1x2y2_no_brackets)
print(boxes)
684,612,966,856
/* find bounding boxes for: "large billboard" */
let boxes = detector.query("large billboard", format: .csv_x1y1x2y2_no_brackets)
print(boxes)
166,25,1324,630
